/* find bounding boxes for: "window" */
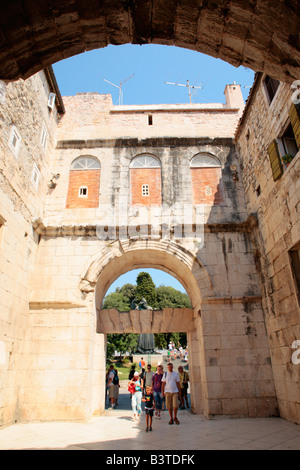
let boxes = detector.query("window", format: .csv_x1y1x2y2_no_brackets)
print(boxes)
289,243,300,306
130,154,161,168
71,156,101,170
41,123,48,149
264,75,280,104
8,126,21,157
66,156,101,209
130,154,162,206
142,184,149,196
190,153,224,205
31,163,40,191
277,123,299,166
268,111,299,180
190,154,221,168
79,186,88,197
48,92,56,110
148,115,153,126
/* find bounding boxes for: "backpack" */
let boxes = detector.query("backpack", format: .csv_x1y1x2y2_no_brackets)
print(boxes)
128,382,136,394
113,371,119,385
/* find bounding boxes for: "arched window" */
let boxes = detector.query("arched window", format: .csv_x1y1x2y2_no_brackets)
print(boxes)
130,154,162,206
66,156,101,209
190,154,221,168
190,153,224,205
130,154,161,168
71,156,101,170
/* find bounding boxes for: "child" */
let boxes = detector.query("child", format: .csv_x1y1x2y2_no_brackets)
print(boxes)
142,385,156,432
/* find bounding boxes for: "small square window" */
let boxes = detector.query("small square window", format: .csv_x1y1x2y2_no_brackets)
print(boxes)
31,163,40,191
79,186,88,197
8,126,21,157
142,184,149,196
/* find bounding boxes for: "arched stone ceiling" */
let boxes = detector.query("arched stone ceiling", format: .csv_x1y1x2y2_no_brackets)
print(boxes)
0,0,299,82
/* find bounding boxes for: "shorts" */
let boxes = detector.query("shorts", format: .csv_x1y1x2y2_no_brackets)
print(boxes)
145,408,153,416
165,392,179,410
108,385,115,399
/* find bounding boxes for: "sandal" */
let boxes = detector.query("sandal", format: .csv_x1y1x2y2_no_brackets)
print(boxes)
174,418,180,425
169,419,174,425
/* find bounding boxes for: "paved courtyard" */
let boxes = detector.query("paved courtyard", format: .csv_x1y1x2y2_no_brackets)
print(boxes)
0,388,299,450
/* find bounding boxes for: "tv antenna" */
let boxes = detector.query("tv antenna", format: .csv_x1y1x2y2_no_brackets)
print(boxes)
165,79,203,103
103,73,135,105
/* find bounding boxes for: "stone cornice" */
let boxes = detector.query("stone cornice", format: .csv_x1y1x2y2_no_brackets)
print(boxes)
32,215,258,238
55,136,235,149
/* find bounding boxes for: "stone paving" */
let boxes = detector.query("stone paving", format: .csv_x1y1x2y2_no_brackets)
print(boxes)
0,386,299,450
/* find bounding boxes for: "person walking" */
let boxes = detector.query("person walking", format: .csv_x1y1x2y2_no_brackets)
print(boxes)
129,371,143,421
143,364,154,395
161,362,181,425
142,385,156,432
106,364,116,409
178,366,189,409
152,364,164,419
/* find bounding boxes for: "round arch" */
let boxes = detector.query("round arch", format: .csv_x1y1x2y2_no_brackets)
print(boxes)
70,155,101,170
190,153,221,168
80,238,213,315
130,154,161,168
0,1,299,83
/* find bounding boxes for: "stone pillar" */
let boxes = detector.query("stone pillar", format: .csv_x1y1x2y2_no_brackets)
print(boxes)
187,314,204,414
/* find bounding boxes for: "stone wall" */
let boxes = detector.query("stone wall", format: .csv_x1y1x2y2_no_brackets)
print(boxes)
236,73,300,423
0,72,284,425
0,70,60,426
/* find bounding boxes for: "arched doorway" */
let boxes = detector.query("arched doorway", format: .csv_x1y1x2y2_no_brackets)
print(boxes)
80,238,213,415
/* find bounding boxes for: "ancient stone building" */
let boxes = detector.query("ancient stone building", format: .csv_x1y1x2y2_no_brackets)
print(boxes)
236,73,300,423
0,66,299,428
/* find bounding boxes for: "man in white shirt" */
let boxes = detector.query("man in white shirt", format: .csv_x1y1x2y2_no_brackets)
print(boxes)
161,362,182,424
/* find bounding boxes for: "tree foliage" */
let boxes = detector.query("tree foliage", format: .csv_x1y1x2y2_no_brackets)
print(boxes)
136,271,157,307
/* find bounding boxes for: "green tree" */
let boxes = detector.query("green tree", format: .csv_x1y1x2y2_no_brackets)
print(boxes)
102,283,136,311
107,333,138,358
156,285,191,309
136,272,157,307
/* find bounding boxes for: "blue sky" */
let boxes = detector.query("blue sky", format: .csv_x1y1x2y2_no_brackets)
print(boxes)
53,44,254,294
106,268,186,296
53,43,254,105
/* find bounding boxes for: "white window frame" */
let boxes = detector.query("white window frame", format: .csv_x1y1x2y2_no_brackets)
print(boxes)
78,186,88,198
48,92,56,110
31,163,41,191
41,122,49,150
130,154,161,168
190,153,221,168
142,184,150,196
71,156,101,170
8,126,22,158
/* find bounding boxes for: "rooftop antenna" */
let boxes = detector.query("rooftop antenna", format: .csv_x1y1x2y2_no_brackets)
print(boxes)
103,73,135,105
165,79,203,103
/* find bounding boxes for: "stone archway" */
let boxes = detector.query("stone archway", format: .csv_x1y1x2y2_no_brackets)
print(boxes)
1,1,299,82
80,237,212,414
